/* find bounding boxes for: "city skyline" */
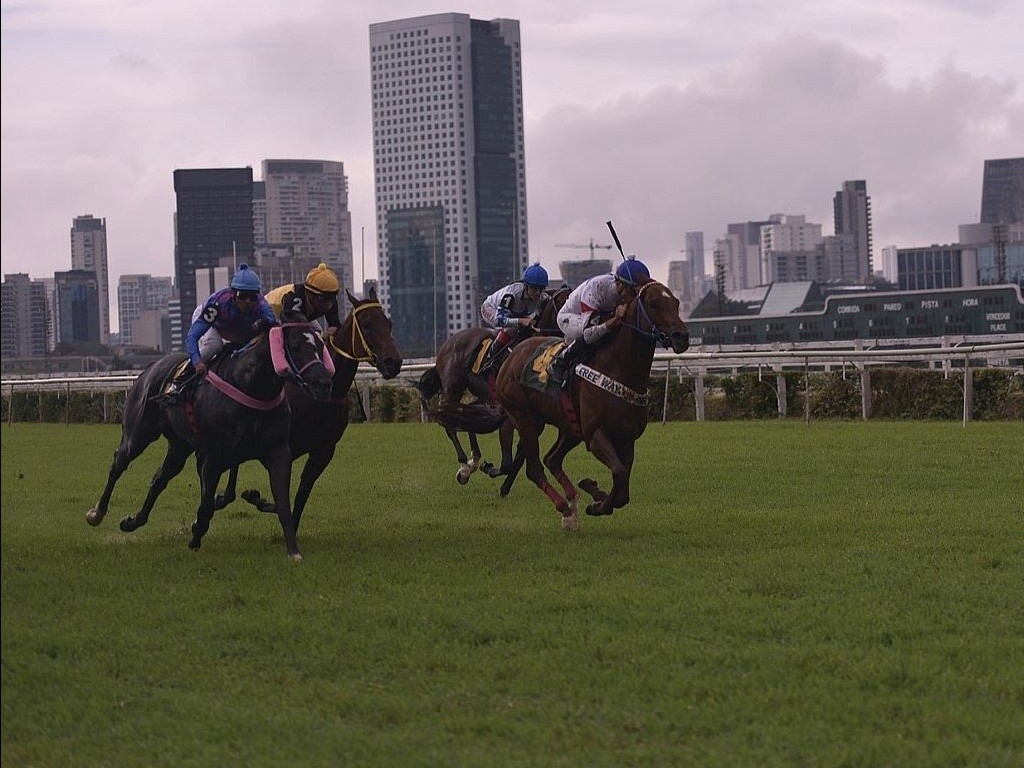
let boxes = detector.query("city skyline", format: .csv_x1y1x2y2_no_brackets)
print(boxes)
2,2,1022,333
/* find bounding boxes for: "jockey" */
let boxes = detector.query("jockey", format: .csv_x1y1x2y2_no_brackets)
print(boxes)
479,263,550,372
550,257,651,385
164,264,279,400
263,262,342,335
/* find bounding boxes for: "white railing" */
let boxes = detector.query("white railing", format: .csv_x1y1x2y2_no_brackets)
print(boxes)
4,339,1023,426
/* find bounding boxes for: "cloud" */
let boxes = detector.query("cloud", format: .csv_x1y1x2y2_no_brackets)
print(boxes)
526,34,1023,280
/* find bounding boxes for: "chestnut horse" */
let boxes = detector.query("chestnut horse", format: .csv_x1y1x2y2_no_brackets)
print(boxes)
221,289,403,527
416,287,569,493
493,279,689,529
85,315,335,559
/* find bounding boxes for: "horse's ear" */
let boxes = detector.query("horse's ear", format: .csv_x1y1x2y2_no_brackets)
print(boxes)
347,289,359,306
367,285,379,301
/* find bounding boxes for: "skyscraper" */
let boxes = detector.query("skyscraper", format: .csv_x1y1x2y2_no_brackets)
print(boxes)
369,13,528,356
1,273,49,358
833,180,872,282
70,214,110,345
980,157,1024,225
684,231,705,279
172,167,255,347
260,159,354,293
117,274,173,347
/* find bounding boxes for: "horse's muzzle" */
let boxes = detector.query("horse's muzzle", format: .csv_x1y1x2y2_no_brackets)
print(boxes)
670,331,690,354
378,357,403,380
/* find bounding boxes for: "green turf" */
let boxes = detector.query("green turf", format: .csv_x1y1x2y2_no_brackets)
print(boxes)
2,421,1022,767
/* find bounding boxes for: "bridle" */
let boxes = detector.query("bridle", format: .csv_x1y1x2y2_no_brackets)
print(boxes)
327,300,386,367
621,282,673,347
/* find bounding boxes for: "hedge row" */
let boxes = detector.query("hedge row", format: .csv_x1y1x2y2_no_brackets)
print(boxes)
3,368,1022,424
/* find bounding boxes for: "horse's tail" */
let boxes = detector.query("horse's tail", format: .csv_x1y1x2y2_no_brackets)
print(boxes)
431,402,507,434
416,366,442,404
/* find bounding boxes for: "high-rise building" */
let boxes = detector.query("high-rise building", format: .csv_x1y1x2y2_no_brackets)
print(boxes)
369,13,528,356
684,232,705,279
980,157,1024,225
53,269,101,347
117,274,173,347
172,168,255,348
559,259,612,289
833,180,872,282
70,214,110,345
759,214,823,283
1,273,49,358
260,159,354,293
726,220,772,288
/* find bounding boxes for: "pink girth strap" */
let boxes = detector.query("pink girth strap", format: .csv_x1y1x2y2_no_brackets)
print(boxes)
205,371,286,411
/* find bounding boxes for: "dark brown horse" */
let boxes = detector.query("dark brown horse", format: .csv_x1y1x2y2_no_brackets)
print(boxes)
416,286,569,493
493,279,689,529
85,316,335,559
221,289,403,526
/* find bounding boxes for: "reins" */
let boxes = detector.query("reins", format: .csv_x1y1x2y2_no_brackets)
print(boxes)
328,301,383,364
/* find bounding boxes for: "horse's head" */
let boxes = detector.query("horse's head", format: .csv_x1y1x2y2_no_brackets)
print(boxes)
270,314,335,401
328,288,403,379
632,280,690,353
534,286,571,335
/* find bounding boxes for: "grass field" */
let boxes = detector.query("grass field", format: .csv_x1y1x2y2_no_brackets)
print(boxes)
2,421,1022,767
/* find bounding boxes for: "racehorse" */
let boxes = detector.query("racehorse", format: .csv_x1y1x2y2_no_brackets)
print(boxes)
492,279,689,529
218,289,402,527
85,315,335,560
416,286,569,492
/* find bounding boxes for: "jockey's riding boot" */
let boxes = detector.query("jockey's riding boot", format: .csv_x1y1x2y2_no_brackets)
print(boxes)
480,330,511,375
551,339,591,388
163,362,195,403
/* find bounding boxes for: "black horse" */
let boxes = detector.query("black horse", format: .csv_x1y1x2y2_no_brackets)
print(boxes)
85,317,334,560
217,289,403,528
416,286,569,494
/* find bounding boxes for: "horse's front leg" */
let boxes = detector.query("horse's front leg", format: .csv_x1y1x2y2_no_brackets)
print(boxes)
543,431,583,508
580,430,630,516
515,419,576,529
214,464,240,510
485,421,516,478
188,455,226,550
262,444,301,561
498,440,526,497
120,439,193,533
445,427,474,485
291,446,336,532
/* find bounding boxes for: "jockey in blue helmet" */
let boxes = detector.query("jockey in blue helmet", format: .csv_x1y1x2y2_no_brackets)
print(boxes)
550,257,651,386
163,264,279,401
479,263,551,374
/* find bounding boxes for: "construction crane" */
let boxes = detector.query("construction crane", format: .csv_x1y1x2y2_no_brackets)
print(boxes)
555,238,614,261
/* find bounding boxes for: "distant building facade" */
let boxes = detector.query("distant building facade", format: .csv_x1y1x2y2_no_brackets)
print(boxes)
260,159,354,293
53,269,101,347
117,274,173,348
980,157,1024,225
684,231,705,279
833,180,873,281
370,13,528,357
172,167,255,348
1,273,49,358
559,259,612,289
70,214,110,345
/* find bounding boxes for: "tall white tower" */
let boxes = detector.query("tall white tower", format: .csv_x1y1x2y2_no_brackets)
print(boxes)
70,214,110,344
369,13,528,357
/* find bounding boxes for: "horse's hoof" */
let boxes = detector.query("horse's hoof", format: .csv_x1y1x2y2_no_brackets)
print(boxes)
585,503,613,517
188,538,201,550
119,517,136,533
289,553,304,562
456,467,471,485
85,508,104,527
241,489,262,505
561,514,579,532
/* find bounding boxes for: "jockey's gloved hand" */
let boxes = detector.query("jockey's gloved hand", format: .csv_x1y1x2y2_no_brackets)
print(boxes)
195,361,209,376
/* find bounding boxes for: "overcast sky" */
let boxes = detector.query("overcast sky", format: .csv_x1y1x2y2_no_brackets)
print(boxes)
2,0,1022,330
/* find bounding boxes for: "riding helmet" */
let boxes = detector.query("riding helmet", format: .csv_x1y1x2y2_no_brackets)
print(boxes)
614,258,650,286
522,263,549,288
305,262,341,295
230,264,262,292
